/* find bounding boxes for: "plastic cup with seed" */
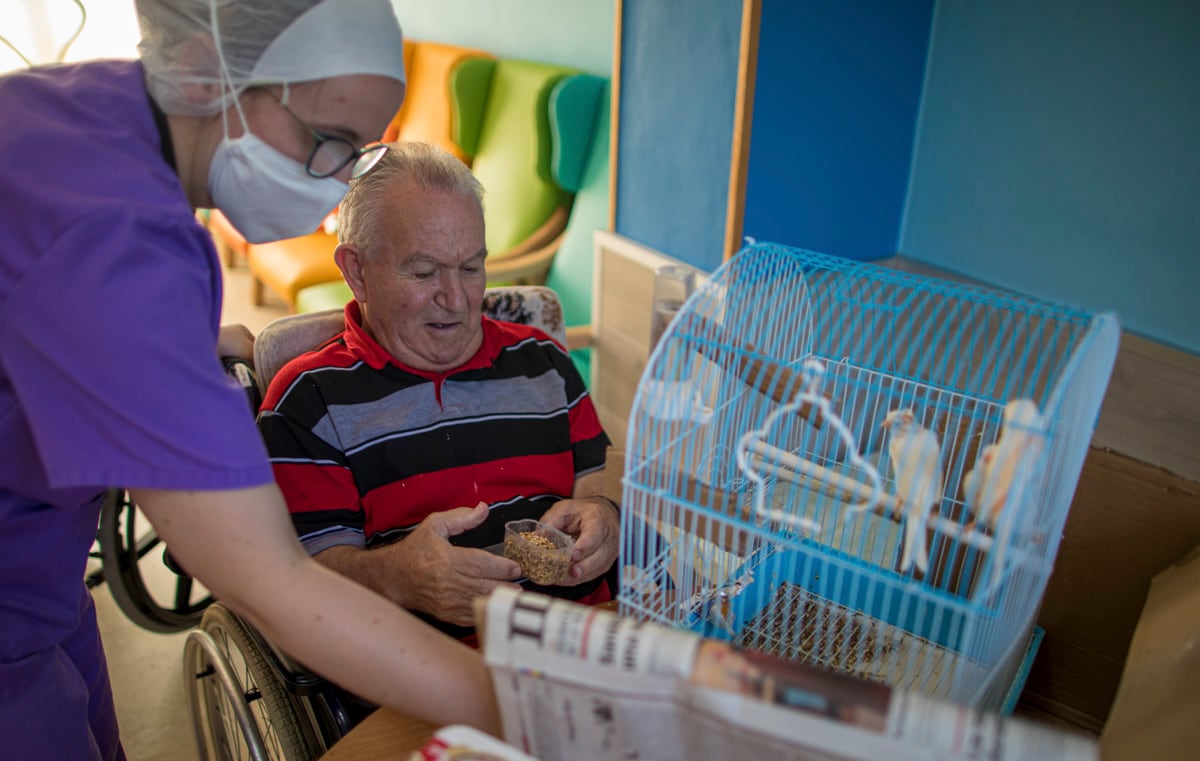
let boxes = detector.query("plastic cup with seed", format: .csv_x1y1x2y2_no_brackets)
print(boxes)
504,519,574,585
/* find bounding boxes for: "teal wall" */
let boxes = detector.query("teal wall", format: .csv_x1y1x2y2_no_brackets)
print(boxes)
901,0,1200,354
389,0,614,76
614,0,743,271
389,1,1197,354
743,0,933,261
614,1,932,271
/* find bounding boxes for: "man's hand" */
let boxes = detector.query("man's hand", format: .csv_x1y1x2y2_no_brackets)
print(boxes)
373,502,522,627
540,496,620,586
218,323,255,361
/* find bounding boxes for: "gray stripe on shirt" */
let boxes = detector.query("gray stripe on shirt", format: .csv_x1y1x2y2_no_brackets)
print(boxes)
311,369,568,453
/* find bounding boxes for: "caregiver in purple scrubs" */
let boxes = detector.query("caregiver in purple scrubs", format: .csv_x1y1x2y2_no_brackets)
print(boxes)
0,1,499,757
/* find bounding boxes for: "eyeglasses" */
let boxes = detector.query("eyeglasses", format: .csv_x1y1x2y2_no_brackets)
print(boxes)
263,88,387,180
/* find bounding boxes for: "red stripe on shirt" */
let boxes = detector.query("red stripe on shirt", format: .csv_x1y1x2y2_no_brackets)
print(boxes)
568,396,605,444
273,461,360,514
362,453,577,533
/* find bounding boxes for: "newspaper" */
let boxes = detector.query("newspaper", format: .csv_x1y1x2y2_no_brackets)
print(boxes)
478,588,1098,761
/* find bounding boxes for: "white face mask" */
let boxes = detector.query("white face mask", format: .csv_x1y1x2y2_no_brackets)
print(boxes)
205,0,350,246
208,130,348,244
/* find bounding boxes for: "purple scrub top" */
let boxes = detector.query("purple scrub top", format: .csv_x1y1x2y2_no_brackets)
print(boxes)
0,60,274,759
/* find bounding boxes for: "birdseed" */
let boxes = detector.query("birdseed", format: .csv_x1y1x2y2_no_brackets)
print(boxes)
505,530,570,584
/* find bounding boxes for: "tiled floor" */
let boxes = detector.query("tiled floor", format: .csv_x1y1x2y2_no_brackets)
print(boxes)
91,248,288,760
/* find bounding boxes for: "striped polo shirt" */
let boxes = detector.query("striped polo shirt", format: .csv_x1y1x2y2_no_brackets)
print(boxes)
257,302,612,633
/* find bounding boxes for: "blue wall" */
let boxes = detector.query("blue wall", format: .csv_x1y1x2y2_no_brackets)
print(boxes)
614,0,743,272
901,0,1200,353
389,0,614,76
743,0,933,261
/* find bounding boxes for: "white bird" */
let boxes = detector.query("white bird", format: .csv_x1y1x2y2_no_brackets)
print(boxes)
881,408,945,575
961,399,1047,592
963,399,1046,534
960,443,996,520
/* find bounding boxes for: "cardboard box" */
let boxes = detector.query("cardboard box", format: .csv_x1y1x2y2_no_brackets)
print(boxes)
1098,542,1200,760
1019,447,1200,733
609,441,1200,737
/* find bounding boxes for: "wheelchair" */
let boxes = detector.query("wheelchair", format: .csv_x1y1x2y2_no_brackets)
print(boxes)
184,601,377,761
88,353,266,632
174,285,573,761
87,355,268,632
88,487,213,633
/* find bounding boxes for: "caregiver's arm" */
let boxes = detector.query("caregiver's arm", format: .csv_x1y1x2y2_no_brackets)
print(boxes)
132,482,501,735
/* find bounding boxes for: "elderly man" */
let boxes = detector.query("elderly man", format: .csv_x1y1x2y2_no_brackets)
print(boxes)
257,141,619,640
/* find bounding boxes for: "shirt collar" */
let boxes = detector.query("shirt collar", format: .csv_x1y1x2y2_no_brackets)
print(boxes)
341,300,503,378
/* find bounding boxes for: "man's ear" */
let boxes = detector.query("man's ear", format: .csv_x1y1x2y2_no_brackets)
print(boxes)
334,244,369,303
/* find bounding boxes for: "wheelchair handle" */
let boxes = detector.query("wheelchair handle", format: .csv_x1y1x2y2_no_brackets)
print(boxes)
222,356,263,415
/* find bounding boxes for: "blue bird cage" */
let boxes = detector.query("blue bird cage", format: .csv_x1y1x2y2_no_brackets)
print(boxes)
618,243,1119,711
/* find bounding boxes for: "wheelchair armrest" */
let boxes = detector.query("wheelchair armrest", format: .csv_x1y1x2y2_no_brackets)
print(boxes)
230,608,331,696
261,640,328,695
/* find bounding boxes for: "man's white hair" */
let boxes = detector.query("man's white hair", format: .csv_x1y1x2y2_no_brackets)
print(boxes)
338,141,485,259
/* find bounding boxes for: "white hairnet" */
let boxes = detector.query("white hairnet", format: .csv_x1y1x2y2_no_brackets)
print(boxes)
136,0,407,116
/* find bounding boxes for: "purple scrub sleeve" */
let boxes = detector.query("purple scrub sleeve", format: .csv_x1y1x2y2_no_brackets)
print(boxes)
0,60,274,759
0,209,273,491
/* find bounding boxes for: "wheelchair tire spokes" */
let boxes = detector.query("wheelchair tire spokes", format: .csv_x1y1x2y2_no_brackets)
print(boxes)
185,628,265,761
98,488,214,633
185,604,321,761
175,574,198,611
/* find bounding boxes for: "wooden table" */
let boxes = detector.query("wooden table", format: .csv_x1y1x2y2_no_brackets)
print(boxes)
317,709,440,760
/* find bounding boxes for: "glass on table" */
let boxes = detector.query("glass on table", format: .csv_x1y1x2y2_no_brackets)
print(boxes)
649,264,696,351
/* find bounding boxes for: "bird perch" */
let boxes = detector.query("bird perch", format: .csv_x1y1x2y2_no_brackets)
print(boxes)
746,440,996,553
679,314,828,427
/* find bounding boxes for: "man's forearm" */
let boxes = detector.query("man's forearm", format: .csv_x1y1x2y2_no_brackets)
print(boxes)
573,469,620,519
316,543,410,608
572,469,608,501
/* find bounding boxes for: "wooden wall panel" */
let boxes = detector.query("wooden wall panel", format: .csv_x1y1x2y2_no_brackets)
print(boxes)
591,230,698,448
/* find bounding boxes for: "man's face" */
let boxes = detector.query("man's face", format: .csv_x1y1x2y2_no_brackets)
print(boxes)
357,184,487,372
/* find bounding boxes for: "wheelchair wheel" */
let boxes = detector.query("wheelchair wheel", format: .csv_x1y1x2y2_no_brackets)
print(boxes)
185,603,321,761
99,487,213,633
